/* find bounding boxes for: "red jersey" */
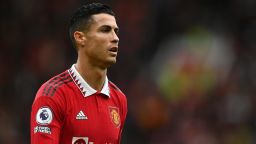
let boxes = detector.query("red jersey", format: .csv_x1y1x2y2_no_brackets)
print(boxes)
31,65,127,144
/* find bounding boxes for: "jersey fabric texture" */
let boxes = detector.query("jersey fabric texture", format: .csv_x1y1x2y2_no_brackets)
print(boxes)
31,64,127,144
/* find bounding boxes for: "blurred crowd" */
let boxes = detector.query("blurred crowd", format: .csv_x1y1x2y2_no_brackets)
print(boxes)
1,0,256,143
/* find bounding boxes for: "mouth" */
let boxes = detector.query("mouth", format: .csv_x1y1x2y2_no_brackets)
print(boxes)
109,47,118,53
108,47,118,57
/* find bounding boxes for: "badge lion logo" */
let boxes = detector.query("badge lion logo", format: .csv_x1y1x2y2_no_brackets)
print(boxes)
109,106,120,127
36,107,53,125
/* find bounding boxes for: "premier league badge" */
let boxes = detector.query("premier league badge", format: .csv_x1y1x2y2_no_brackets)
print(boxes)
36,106,53,125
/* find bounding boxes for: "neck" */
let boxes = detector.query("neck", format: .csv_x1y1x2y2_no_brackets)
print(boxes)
76,59,107,91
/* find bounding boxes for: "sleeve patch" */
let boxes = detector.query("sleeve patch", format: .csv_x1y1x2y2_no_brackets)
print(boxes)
34,126,51,134
36,106,53,125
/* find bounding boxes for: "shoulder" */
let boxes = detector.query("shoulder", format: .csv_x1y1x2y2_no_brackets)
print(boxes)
32,70,72,112
38,70,73,97
108,81,126,99
109,81,123,93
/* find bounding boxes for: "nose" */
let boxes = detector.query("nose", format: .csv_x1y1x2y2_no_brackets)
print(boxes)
111,31,119,44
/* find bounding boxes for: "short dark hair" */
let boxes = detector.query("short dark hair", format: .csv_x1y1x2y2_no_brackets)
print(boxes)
69,3,115,49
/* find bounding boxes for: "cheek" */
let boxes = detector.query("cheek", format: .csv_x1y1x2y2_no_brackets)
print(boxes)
88,40,107,56
86,35,109,54
94,38,109,50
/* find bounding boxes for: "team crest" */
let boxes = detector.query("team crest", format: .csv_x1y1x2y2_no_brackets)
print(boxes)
72,137,94,144
109,106,120,127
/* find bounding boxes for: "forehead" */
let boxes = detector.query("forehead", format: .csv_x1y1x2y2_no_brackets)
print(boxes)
90,13,118,28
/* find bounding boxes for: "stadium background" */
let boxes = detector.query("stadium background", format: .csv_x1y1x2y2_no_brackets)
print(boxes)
1,0,256,143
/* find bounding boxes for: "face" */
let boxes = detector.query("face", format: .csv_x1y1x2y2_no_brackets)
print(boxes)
76,13,119,68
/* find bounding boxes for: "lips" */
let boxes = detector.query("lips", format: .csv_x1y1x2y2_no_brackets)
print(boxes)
109,47,118,52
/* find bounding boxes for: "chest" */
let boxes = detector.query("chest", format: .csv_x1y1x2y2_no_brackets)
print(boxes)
64,92,121,143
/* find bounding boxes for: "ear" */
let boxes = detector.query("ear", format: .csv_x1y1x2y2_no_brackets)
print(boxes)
74,31,86,46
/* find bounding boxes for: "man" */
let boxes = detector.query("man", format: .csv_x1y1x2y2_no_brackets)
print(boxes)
31,3,127,144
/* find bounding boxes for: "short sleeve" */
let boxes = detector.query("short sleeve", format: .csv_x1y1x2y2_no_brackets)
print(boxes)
31,85,65,144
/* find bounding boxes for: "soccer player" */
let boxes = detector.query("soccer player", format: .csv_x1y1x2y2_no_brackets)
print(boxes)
30,3,127,144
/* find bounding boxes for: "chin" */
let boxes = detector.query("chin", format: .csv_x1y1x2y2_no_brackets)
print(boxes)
109,59,117,65
104,59,116,68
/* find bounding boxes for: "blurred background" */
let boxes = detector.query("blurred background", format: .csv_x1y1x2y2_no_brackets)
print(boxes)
1,0,256,143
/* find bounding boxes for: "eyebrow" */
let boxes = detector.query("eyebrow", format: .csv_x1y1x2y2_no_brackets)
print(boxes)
100,25,119,30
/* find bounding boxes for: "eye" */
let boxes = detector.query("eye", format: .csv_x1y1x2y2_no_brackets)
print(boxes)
114,28,119,35
100,26,111,33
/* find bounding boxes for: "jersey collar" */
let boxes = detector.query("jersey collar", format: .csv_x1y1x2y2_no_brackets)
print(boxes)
68,64,110,97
